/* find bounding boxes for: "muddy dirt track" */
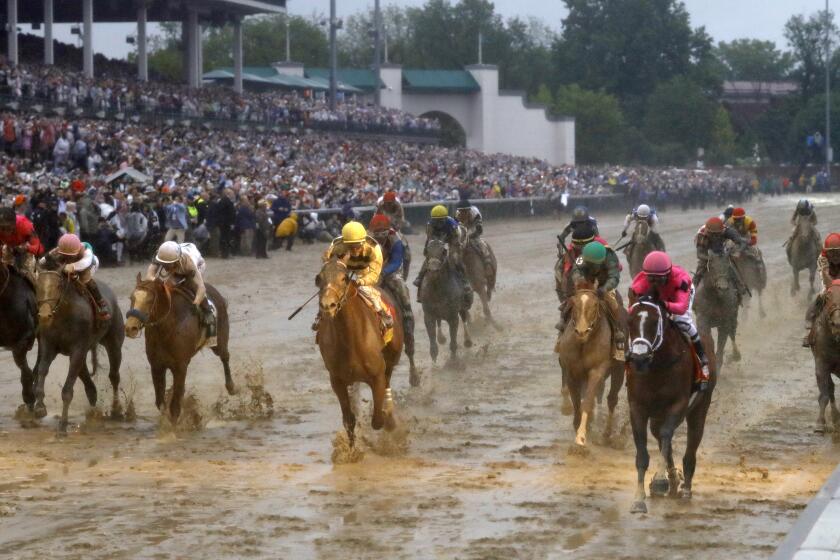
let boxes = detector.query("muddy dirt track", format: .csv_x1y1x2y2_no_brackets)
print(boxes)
1,194,840,559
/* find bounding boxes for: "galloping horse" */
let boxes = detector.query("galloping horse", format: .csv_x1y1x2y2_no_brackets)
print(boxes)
33,268,124,432
809,280,840,433
694,251,741,367
125,275,236,422
556,285,624,447
0,263,38,409
625,220,659,278
732,247,767,318
317,258,402,447
787,218,820,297
419,239,472,364
463,238,498,323
626,298,716,514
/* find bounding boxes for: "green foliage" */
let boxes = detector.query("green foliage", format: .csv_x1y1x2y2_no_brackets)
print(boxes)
785,11,840,100
553,85,625,164
715,39,793,81
708,106,738,164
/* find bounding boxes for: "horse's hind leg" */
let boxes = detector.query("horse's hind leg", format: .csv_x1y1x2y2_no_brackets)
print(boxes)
370,366,393,432
437,320,447,344
815,361,832,433
603,365,623,442
757,290,766,319
792,268,800,296
829,376,840,431
683,397,710,499
104,340,123,418
12,345,35,409
77,362,98,408
59,350,86,433
650,413,680,497
330,377,357,447
211,342,237,395
448,317,460,361
460,310,473,349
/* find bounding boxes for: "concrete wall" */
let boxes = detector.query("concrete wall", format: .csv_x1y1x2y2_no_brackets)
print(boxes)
379,64,575,166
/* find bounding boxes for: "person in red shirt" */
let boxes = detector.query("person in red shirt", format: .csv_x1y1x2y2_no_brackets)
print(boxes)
630,251,710,391
0,207,43,284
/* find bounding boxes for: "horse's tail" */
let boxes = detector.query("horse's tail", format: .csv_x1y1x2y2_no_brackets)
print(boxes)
91,344,99,377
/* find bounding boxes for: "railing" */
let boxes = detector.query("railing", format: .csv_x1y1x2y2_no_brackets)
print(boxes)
0,92,442,141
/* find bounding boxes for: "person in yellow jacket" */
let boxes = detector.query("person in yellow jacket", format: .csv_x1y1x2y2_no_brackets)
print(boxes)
275,212,298,251
314,221,393,333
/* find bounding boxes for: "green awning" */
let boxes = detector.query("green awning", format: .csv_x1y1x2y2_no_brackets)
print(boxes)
305,68,383,91
204,68,362,93
402,70,479,93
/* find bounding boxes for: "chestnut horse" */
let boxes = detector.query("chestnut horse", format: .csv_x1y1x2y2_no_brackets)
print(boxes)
556,286,624,447
809,280,840,433
125,275,236,422
0,264,38,409
33,269,124,432
317,258,402,448
626,298,717,514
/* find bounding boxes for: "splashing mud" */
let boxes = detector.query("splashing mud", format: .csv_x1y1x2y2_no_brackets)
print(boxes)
212,364,275,421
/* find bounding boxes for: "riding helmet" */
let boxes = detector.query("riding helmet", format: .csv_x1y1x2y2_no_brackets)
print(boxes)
582,241,607,264
57,233,83,256
156,241,182,264
824,232,840,251
571,206,589,223
636,204,651,218
369,214,391,232
431,205,448,218
705,217,725,234
643,251,672,276
732,207,746,219
341,221,367,244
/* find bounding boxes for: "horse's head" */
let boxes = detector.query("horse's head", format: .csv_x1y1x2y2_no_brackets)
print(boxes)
826,281,840,337
627,299,664,371
425,239,449,274
706,252,732,291
570,287,601,342
632,219,650,242
125,273,163,338
317,257,352,319
35,269,66,326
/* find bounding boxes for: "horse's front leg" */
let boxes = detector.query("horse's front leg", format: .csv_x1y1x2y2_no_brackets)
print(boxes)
369,367,390,431
424,313,439,364
33,342,58,419
792,268,800,295
448,316,459,359
59,349,86,433
12,344,35,409
656,411,682,497
330,376,357,446
576,364,607,447
630,404,650,513
460,309,473,348
815,359,832,433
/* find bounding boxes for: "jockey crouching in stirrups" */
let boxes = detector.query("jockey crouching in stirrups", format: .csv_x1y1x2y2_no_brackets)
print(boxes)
630,251,710,392
414,205,472,306
42,233,111,321
147,241,217,347
315,221,393,339
455,198,495,279
620,204,665,251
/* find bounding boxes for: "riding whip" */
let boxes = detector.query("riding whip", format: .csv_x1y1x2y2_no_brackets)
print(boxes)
288,291,319,320
614,239,635,252
729,258,753,298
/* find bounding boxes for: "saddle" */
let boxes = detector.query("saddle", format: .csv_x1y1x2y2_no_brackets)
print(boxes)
355,286,395,346
171,284,218,349
69,278,110,329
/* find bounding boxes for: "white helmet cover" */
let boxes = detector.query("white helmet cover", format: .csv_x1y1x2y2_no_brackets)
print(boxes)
156,241,182,264
637,204,651,218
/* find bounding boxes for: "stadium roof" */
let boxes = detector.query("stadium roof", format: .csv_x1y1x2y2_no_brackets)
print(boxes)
401,70,480,93
4,0,285,24
204,68,362,93
305,69,384,92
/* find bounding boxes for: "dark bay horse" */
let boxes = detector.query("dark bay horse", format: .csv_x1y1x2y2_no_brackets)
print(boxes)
733,247,767,318
694,251,741,367
317,258,402,448
809,280,840,433
125,275,236,422
787,218,820,297
625,220,657,278
33,269,124,432
556,287,624,447
0,264,38,409
420,239,472,364
463,239,498,323
626,299,717,514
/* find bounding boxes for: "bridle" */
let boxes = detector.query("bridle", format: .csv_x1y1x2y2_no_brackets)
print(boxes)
425,239,448,272
629,300,664,354
36,270,70,319
127,280,173,328
569,288,602,336
320,261,354,314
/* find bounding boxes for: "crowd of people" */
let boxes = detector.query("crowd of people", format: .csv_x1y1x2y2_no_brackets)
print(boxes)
0,61,440,134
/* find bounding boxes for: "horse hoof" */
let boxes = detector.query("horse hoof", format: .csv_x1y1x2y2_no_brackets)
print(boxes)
560,402,573,416
650,476,670,497
465,339,473,349
409,369,421,388
437,335,447,345
630,501,648,514
226,383,239,396
575,435,586,447
33,404,47,419
679,487,693,500
815,424,827,434
384,413,397,432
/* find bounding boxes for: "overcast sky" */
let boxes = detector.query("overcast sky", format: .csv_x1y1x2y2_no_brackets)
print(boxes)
27,0,831,61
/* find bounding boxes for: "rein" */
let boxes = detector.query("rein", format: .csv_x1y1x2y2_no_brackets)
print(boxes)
36,270,70,319
629,300,664,354
127,281,174,328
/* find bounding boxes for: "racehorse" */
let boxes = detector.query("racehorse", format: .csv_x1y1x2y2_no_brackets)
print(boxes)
809,280,840,433
787,218,820,297
733,246,767,318
694,251,741,367
463,237,498,323
125,275,236,422
0,263,38,409
316,257,402,447
419,239,473,364
33,268,124,432
625,220,658,278
626,298,716,514
556,285,624,447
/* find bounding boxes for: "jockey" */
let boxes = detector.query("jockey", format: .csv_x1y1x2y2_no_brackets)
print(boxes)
559,205,599,246
803,233,840,346
414,205,471,303
320,221,392,331
455,199,495,274
630,251,710,391
570,241,625,361
369,214,414,348
694,216,748,292
620,204,665,251
42,233,110,321
720,205,735,222
790,199,820,244
146,241,216,346
0,206,43,284
375,190,407,231
726,207,758,248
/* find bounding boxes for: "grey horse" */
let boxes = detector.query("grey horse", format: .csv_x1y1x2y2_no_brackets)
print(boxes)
694,251,741,369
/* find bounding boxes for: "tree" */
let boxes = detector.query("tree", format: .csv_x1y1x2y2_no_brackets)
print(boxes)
553,84,626,164
708,106,738,164
784,11,840,100
643,76,718,163
714,39,793,81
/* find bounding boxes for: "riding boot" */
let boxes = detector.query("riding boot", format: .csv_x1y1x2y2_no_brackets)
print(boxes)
691,335,710,392
379,308,394,330
414,263,427,303
86,279,112,322
201,299,217,347
312,311,321,332
802,324,814,348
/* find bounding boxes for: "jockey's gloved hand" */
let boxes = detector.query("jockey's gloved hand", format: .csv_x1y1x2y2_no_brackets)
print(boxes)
63,264,75,274
596,286,606,298
347,271,359,284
